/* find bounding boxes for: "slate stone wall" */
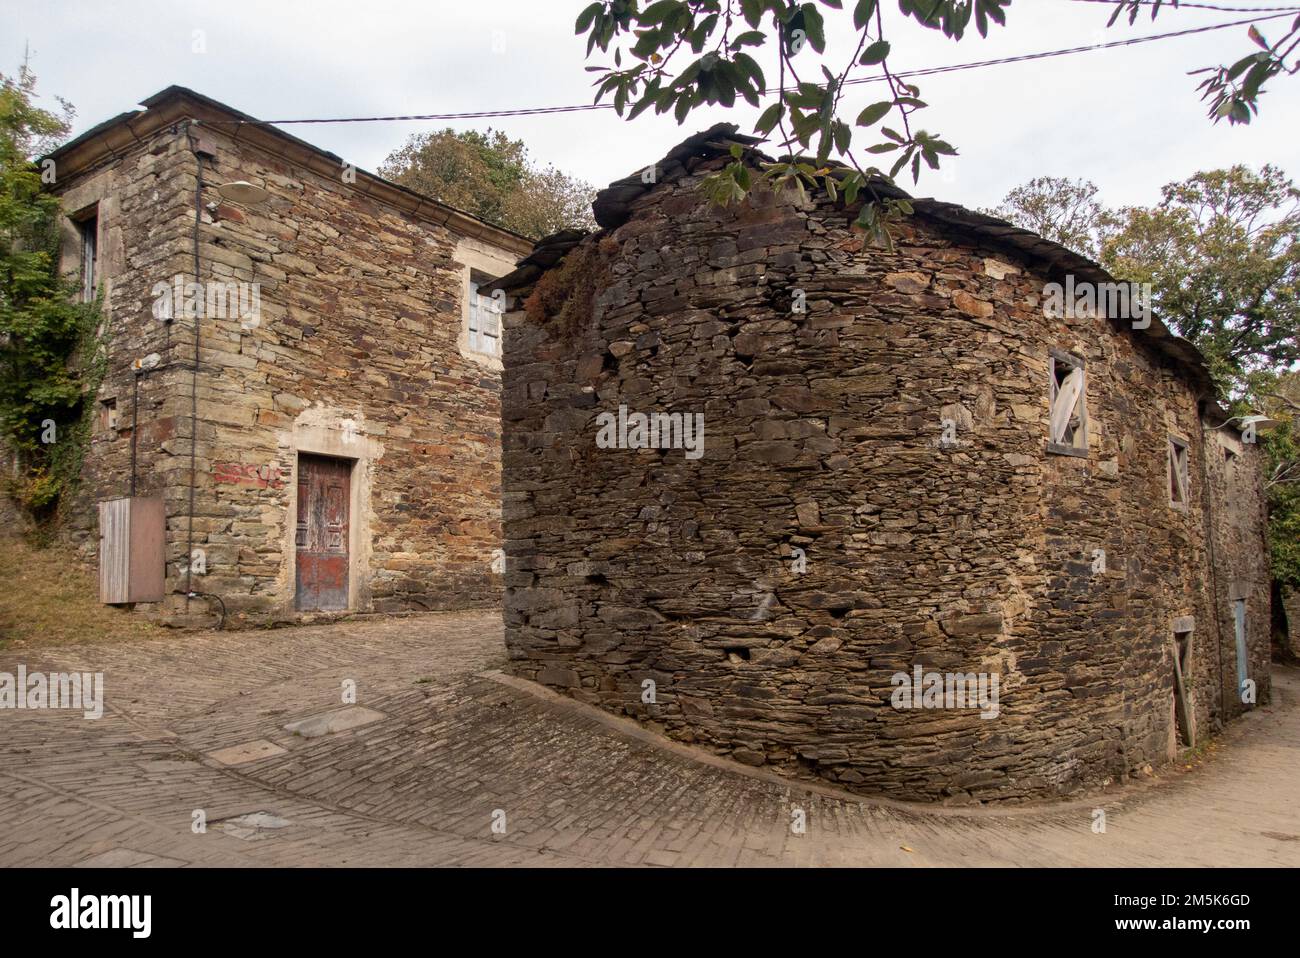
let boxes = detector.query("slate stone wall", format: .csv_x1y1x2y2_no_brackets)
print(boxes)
500,165,1272,802
1280,587,1300,661
56,125,195,587
1200,425,1273,716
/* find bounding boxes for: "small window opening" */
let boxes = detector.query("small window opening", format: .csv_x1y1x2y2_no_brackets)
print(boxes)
78,213,98,302
1047,350,1088,456
98,398,117,434
1168,436,1190,508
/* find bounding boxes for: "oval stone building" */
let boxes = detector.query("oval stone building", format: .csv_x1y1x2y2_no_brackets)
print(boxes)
493,125,1271,803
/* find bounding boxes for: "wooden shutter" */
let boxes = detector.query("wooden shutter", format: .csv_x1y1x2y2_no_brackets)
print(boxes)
1050,367,1084,445
467,291,481,353
479,294,500,355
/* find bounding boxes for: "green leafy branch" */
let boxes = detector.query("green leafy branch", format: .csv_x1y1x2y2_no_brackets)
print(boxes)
1191,18,1300,125
1109,1,1300,125
579,1,1299,243
576,0,1000,241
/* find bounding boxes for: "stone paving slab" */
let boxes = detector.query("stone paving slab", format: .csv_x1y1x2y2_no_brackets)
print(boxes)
1,610,1298,867
284,706,386,739
207,740,289,766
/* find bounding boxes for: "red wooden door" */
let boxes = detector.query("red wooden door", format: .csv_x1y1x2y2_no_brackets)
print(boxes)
295,454,351,611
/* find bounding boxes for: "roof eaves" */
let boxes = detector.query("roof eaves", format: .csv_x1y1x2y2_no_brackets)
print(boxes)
42,85,532,254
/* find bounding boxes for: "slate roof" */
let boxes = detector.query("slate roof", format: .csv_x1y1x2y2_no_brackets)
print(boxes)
491,122,1217,403
43,85,533,253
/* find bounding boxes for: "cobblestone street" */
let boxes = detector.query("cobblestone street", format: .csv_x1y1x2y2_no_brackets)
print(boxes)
2,612,1298,867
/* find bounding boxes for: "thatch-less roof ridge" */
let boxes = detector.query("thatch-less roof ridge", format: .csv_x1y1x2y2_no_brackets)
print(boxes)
492,123,1217,402
43,85,534,255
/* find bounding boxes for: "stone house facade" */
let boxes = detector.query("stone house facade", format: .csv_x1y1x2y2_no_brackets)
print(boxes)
48,86,530,626
493,125,1272,803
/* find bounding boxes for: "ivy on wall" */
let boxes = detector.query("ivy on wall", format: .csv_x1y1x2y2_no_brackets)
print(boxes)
0,66,107,526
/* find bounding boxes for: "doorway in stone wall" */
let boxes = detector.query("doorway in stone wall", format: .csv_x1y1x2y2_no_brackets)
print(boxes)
295,453,351,611
1171,628,1195,749
1233,597,1254,709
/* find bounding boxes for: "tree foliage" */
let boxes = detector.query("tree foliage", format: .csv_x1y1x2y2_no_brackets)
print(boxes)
1109,0,1300,126
989,167,1299,405
1101,165,1299,402
0,65,105,520
575,0,1297,243
1257,372,1300,588
380,127,596,239
985,176,1114,261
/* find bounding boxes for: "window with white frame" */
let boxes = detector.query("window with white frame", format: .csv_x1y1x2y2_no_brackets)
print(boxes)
1047,349,1088,456
467,272,502,357
1168,435,1191,509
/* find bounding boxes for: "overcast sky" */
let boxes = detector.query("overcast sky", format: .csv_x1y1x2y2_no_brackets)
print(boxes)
5,0,1299,213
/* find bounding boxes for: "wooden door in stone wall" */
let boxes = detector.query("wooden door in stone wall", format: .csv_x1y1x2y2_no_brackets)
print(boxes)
296,453,351,611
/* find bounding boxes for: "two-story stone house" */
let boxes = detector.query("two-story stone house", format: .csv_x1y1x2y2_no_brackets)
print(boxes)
47,86,531,626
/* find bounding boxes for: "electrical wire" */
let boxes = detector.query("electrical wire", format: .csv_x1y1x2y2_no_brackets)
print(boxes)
1069,0,1300,13
191,11,1296,127
204,103,610,126
845,10,1298,89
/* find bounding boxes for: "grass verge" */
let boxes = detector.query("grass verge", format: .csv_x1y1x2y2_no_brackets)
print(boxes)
0,535,169,649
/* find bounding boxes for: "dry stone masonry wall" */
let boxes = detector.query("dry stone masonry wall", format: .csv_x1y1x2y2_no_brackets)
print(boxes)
500,148,1272,803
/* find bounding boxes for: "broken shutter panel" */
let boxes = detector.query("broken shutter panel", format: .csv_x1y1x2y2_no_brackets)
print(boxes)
1050,367,1084,444
1170,440,1189,503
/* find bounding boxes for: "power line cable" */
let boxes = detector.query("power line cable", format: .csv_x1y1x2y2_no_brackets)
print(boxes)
196,10,1294,126
220,103,612,125
1069,0,1300,13
846,10,1297,88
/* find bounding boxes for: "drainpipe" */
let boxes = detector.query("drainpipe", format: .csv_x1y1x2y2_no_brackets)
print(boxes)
183,120,204,609
129,368,139,497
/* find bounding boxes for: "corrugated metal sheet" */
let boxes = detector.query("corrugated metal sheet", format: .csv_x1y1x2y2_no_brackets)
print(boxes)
99,498,130,603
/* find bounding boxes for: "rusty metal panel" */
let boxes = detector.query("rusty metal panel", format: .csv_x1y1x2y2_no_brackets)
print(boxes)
127,497,165,602
98,496,165,604
295,454,351,611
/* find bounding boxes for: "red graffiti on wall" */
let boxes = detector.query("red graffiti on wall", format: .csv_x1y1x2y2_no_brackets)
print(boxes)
214,462,289,490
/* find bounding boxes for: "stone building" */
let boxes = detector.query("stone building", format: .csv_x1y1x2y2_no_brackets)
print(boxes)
493,125,1273,803
47,86,530,625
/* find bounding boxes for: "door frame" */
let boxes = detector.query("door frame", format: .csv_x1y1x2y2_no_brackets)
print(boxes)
281,413,383,616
